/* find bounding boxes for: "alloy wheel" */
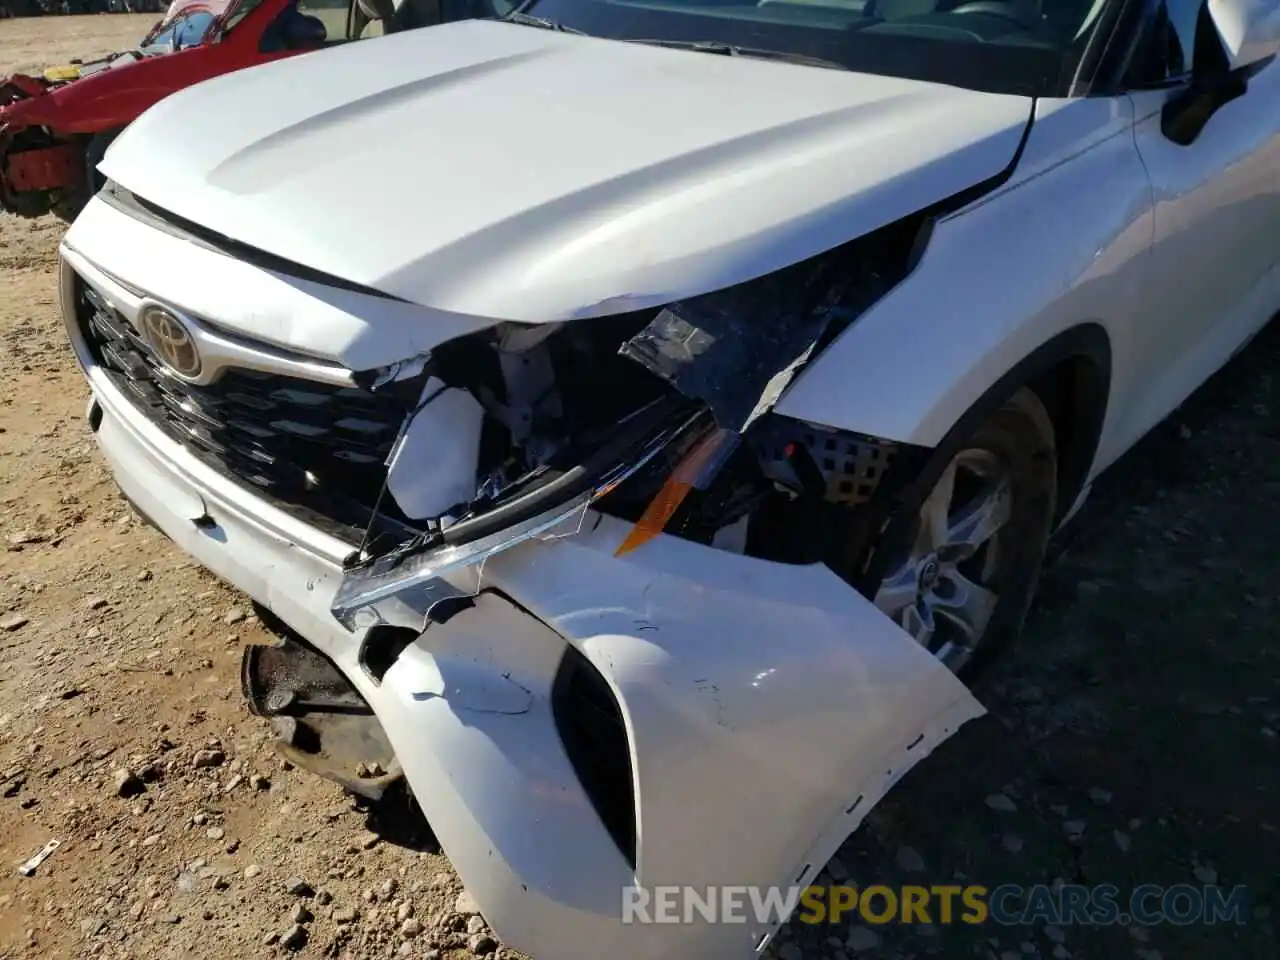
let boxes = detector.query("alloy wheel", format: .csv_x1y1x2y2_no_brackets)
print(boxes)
872,448,1014,673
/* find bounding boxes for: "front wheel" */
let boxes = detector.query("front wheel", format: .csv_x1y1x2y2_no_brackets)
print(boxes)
860,387,1057,677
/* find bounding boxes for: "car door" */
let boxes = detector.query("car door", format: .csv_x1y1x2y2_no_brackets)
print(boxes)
1116,0,1280,451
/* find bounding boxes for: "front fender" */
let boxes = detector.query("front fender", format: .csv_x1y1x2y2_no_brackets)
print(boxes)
3,4,301,139
40,47,235,135
775,97,1149,456
0,57,202,135
1,75,59,133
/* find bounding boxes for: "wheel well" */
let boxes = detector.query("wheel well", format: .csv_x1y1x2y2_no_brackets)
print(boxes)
1025,346,1110,525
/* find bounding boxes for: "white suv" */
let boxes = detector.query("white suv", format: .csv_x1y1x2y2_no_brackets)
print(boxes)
60,3,1280,957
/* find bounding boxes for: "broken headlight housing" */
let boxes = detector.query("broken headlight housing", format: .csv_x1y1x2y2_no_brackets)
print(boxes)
334,213,933,626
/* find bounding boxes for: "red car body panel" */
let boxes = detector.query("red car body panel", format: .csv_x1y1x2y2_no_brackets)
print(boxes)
7,141,80,194
0,0,325,216
4,4,297,134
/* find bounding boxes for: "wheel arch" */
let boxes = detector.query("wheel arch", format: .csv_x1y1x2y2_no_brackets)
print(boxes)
960,323,1113,527
1020,326,1112,524
779,319,1113,529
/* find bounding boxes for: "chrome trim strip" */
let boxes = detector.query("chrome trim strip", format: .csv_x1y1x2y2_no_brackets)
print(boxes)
61,241,356,389
60,255,356,568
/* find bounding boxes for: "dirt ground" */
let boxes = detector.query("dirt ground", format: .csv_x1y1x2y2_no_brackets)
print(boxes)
1,15,1278,960
0,14,154,76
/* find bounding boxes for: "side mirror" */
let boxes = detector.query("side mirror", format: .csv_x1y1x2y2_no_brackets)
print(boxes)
1161,67,1246,144
282,12,329,49
1161,0,1278,144
1207,0,1280,70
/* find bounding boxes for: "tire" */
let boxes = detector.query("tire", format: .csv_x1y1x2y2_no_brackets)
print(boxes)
850,387,1057,679
52,128,119,223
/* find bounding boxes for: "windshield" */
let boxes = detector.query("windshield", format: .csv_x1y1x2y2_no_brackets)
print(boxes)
221,0,271,32
518,0,1111,96
143,11,220,50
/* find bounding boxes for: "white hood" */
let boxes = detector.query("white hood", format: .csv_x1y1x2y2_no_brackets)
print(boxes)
102,19,1032,322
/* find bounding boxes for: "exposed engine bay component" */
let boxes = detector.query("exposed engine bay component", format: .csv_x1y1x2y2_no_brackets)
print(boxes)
242,631,402,802
612,425,740,558
620,264,845,435
619,215,925,434
384,381,484,521
362,351,432,391
752,419,902,508
337,214,931,624
0,125,84,219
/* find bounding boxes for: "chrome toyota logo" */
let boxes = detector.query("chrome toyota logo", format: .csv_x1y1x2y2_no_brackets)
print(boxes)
140,305,201,378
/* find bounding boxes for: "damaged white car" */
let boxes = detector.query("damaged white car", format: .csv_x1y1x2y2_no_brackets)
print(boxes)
58,0,1280,955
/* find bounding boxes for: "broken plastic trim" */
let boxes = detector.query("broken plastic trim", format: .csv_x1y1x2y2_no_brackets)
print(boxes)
438,393,694,548
621,286,832,434
333,211,949,626
614,425,740,557
357,351,432,392
241,632,401,801
331,400,710,630
619,216,928,434
616,141,1045,438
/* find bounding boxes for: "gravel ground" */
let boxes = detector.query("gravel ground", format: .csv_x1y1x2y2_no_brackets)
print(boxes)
2,15,1278,960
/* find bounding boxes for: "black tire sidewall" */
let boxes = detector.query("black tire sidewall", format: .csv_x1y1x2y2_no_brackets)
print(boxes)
54,128,120,223
83,128,119,194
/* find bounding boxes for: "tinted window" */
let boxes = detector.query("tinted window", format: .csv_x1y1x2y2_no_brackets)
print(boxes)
143,11,218,49
222,0,271,30
1164,0,1202,76
1127,0,1234,86
520,0,1113,96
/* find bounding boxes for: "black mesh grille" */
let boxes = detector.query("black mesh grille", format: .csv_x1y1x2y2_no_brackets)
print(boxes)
75,279,412,542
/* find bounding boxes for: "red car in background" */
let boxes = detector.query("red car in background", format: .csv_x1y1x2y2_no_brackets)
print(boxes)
0,0,467,218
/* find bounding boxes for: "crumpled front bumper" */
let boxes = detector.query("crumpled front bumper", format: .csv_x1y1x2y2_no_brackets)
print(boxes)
63,255,984,960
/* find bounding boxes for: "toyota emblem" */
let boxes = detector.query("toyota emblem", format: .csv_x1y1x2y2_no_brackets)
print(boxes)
140,305,202,378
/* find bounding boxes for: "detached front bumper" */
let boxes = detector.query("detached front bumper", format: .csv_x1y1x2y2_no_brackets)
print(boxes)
61,247,984,960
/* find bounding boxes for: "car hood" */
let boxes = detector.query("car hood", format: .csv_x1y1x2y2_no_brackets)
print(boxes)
101,19,1032,323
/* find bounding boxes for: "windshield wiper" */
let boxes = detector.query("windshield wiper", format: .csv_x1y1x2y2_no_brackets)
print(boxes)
625,39,848,71
497,11,587,34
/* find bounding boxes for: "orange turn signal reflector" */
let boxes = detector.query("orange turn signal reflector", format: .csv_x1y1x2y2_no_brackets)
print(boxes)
614,478,695,557
614,428,735,558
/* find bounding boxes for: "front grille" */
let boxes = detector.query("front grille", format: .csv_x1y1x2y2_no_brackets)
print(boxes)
74,279,414,542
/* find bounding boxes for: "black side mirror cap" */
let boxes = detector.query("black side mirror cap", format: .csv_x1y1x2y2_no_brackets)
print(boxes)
1160,68,1248,146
